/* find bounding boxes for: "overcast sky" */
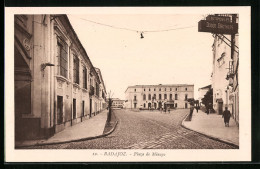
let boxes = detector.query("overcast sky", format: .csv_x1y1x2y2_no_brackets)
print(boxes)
67,14,213,99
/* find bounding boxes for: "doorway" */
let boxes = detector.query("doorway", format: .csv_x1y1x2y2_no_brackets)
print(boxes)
218,101,223,115
159,102,162,109
185,103,188,109
73,99,76,119
148,103,151,109
90,98,92,117
82,100,85,117
134,103,137,108
57,96,63,124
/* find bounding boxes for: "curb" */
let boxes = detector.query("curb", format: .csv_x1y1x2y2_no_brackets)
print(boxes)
181,113,239,148
16,120,119,149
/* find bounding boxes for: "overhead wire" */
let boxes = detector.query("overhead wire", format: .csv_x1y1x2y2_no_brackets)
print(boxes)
68,15,197,33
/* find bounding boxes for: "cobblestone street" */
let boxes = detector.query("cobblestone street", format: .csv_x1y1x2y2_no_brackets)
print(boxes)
30,109,237,149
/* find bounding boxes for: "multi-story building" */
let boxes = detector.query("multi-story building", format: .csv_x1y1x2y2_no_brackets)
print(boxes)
95,67,108,111
14,14,107,141
211,14,239,124
125,84,194,109
111,98,125,109
212,33,232,115
198,85,211,105
211,14,239,125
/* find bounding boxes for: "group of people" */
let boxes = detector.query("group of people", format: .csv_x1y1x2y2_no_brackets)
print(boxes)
160,106,171,114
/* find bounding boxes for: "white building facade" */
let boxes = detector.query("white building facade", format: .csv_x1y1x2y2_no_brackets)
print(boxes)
111,98,125,109
14,14,107,141
211,14,239,125
125,84,194,110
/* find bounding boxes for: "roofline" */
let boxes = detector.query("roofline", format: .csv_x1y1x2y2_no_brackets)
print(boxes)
95,67,107,94
57,14,100,83
125,84,194,93
198,84,212,90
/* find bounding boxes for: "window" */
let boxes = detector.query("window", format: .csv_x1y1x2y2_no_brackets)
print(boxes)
164,94,167,99
57,38,68,78
154,88,156,91
144,88,145,91
153,94,156,100
134,95,137,101
165,88,166,91
149,88,150,91
83,66,87,89
134,89,136,92
148,94,151,100
176,88,178,91
143,94,146,100
170,88,172,91
170,94,172,100
185,94,188,100
73,54,79,84
175,94,178,100
159,88,161,91
159,94,161,100
96,82,99,96
185,88,187,91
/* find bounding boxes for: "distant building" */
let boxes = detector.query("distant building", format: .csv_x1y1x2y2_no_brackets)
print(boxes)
198,85,211,105
125,84,194,109
111,98,125,109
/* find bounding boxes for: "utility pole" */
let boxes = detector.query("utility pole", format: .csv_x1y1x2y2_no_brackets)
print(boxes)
231,14,237,60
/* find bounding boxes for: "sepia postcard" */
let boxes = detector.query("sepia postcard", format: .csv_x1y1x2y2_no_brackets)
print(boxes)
5,6,251,162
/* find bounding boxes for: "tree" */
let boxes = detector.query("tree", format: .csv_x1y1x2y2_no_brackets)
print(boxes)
201,88,213,109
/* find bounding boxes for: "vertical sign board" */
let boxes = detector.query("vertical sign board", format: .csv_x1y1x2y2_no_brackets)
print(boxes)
198,20,238,34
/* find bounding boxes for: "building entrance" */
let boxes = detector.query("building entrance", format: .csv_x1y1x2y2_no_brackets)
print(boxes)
90,98,92,117
57,96,63,124
148,103,151,109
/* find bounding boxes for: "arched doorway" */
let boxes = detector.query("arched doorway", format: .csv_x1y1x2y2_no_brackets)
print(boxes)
154,103,157,109
158,102,162,109
148,103,151,109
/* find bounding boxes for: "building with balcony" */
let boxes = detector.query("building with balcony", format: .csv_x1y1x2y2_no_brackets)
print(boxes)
124,84,194,110
211,14,239,125
14,14,107,141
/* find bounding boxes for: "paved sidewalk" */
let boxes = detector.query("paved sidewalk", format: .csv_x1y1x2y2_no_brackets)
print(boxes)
182,110,239,146
16,110,108,147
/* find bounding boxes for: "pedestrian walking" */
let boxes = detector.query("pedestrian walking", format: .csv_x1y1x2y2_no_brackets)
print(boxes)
195,106,199,113
222,107,231,127
189,103,194,120
206,105,209,115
